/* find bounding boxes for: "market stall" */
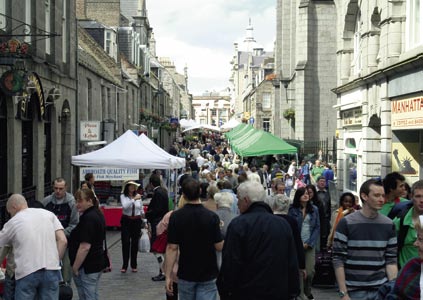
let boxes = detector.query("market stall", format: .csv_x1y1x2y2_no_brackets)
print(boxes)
72,130,185,227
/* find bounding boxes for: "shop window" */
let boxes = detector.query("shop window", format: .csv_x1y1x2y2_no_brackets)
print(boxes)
345,154,357,192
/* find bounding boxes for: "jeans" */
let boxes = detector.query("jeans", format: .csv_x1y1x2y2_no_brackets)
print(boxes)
178,278,217,300
15,269,61,300
3,273,15,300
349,289,379,300
73,268,102,300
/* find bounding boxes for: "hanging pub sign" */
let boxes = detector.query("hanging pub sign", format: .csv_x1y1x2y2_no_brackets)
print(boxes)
0,38,30,58
0,70,25,95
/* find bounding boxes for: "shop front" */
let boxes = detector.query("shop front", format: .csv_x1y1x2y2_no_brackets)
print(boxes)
390,95,423,184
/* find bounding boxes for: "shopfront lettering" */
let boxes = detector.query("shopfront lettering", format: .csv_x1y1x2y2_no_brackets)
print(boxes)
392,97,423,114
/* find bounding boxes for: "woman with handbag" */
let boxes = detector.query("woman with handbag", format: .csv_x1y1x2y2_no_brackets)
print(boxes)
69,188,106,300
120,180,143,273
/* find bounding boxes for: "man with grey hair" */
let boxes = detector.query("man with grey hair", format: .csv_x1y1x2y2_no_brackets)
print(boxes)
217,181,300,300
0,194,67,299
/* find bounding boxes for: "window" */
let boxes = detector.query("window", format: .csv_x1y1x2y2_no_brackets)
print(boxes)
263,118,270,132
25,0,31,43
352,12,361,76
262,93,271,109
87,78,92,119
0,1,6,30
45,0,51,54
406,0,423,49
106,31,111,55
62,0,67,62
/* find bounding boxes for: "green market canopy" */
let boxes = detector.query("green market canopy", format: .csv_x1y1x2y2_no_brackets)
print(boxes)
226,125,297,157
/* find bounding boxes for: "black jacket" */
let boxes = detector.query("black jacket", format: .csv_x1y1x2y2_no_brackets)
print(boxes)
217,202,300,300
146,186,168,225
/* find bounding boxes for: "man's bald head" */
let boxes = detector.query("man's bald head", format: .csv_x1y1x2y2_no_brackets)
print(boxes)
7,194,28,217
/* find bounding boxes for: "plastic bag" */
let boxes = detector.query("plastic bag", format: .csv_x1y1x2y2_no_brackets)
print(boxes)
139,229,150,253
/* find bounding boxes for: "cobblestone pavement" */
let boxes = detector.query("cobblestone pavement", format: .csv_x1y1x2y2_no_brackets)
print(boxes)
71,229,340,300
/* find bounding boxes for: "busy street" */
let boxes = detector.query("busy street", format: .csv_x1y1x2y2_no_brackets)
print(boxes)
75,230,340,300
1,0,423,299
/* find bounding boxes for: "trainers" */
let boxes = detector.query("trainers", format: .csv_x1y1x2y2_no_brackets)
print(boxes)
307,294,314,300
151,273,165,281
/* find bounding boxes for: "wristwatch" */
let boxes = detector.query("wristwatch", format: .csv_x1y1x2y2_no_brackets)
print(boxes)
338,290,348,297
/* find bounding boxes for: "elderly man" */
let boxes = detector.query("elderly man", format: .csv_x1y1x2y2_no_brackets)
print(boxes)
0,194,67,299
217,181,300,300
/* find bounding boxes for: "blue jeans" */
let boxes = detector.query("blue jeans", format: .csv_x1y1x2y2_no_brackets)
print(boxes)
349,289,379,300
3,273,15,300
15,269,61,300
178,278,217,300
73,268,102,300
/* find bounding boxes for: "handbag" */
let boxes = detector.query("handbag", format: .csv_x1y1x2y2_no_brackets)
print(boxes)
151,230,168,254
138,229,151,253
59,282,73,300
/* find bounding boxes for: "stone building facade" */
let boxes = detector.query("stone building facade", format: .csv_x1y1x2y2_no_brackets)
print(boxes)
333,0,423,194
274,0,337,148
0,0,77,203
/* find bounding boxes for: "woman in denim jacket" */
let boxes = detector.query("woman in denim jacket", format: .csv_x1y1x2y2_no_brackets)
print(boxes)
288,187,320,300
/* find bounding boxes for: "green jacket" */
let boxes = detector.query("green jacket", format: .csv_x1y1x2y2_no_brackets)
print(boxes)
380,197,408,217
393,207,417,269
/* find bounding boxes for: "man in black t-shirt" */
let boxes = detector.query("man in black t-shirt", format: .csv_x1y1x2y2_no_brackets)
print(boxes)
165,178,223,300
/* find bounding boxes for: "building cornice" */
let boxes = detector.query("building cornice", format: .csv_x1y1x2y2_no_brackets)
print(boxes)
332,53,423,94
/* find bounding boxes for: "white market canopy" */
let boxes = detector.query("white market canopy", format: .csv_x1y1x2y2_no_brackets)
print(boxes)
179,119,199,128
72,130,186,169
182,124,221,132
220,118,240,130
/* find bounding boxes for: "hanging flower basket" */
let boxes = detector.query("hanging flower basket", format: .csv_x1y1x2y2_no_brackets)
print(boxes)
283,108,295,120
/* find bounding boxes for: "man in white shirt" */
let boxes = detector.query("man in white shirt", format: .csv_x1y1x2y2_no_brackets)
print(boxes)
0,194,67,299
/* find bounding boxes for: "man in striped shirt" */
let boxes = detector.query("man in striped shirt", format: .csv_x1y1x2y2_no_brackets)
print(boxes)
332,179,398,300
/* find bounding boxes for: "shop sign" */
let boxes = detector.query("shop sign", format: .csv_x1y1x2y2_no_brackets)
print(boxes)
341,108,362,127
79,167,139,181
391,96,423,130
80,121,101,141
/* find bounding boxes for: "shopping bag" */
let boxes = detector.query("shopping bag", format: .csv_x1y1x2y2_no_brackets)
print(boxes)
139,229,151,253
151,230,168,254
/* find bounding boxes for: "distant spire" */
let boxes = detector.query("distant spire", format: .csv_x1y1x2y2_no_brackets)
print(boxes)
243,18,257,52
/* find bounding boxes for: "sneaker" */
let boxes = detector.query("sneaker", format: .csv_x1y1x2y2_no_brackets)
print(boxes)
151,273,165,281
307,294,314,300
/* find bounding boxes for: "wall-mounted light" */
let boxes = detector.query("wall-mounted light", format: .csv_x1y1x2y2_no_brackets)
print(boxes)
49,87,61,100
58,107,70,123
26,80,36,93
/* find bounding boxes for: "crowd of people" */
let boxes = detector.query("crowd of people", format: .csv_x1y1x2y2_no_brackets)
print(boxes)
0,133,422,300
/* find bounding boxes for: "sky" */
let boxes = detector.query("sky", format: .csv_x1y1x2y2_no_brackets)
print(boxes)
147,0,276,95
